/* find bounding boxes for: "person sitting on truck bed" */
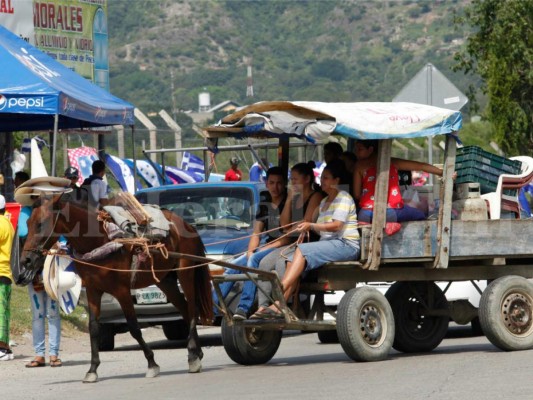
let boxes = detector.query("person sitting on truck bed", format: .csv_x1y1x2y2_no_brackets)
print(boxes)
250,162,324,317
254,162,360,318
214,167,288,320
353,139,444,223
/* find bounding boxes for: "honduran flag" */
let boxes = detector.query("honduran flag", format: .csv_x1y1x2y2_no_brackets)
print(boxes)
124,159,162,188
181,152,205,175
105,154,141,193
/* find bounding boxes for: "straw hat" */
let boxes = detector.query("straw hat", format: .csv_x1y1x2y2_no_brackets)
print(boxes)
43,247,81,314
14,139,72,206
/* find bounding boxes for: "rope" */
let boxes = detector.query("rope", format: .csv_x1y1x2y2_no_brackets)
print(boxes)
32,219,368,276
204,221,299,247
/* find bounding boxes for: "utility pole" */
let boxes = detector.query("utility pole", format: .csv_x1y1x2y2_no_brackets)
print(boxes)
245,57,254,97
170,69,178,121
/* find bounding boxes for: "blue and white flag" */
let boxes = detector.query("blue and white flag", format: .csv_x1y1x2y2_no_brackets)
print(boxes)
165,166,203,184
21,136,47,153
124,159,162,188
105,154,141,193
181,152,205,175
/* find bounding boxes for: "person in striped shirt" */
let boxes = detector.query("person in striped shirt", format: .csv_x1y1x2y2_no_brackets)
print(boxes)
279,162,360,304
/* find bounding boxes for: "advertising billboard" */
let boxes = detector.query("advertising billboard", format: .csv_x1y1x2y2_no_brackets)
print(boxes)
0,0,109,91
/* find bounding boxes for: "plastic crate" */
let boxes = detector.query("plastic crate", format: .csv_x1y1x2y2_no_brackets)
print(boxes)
455,146,522,194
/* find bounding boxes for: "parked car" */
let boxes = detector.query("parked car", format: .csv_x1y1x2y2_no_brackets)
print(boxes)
79,181,266,350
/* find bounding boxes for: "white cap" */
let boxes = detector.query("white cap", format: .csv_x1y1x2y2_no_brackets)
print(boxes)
0,194,5,209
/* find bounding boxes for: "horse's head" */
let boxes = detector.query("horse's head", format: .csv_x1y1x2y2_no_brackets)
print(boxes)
18,194,63,285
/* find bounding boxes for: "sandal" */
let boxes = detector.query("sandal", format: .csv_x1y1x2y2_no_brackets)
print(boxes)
50,357,62,368
26,358,46,368
250,307,283,320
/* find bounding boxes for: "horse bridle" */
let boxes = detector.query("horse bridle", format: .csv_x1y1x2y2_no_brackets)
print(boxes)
27,195,64,257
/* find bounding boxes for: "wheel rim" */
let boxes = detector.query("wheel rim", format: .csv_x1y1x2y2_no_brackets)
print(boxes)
501,291,533,336
399,291,444,341
245,327,275,350
359,301,386,347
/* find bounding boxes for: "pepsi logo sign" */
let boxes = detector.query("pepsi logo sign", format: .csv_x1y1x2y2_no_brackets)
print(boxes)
0,95,45,111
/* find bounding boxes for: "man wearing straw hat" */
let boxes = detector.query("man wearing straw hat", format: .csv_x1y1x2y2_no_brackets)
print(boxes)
14,139,72,368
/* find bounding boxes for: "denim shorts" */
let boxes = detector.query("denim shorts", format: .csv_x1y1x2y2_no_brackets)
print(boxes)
289,239,360,271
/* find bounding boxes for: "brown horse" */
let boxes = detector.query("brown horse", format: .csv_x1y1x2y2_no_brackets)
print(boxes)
17,192,213,382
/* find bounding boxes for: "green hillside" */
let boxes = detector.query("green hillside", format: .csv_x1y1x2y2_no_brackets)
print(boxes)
107,0,475,113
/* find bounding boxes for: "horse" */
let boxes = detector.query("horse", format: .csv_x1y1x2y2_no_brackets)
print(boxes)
17,192,213,383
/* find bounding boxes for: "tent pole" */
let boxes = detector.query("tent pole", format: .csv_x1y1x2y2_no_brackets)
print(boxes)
131,125,137,193
51,114,59,177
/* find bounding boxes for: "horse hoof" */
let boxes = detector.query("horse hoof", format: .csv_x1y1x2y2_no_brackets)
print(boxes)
146,365,160,378
83,372,98,383
188,358,202,373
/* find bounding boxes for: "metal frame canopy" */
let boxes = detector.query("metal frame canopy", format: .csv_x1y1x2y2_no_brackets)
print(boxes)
0,25,134,131
205,101,462,142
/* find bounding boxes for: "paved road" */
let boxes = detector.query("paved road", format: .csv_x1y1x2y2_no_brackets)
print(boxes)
4,325,533,400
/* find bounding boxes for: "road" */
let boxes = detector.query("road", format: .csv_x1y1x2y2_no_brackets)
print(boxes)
4,325,533,400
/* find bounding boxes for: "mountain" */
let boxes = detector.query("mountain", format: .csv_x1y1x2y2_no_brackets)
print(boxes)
105,0,475,146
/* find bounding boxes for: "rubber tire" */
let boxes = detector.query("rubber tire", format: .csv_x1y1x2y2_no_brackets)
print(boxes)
221,318,282,365
337,287,394,362
385,281,449,353
162,320,189,341
317,330,339,344
479,275,533,351
98,323,115,351
471,317,484,337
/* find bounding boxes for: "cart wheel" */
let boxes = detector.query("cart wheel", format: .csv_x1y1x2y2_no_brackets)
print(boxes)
221,318,282,365
479,275,533,351
385,281,448,353
317,330,339,344
337,287,394,362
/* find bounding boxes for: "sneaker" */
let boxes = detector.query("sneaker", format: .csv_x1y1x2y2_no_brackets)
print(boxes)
0,349,13,361
232,308,248,321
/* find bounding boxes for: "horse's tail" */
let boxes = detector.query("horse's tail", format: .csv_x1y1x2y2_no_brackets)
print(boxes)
195,242,214,325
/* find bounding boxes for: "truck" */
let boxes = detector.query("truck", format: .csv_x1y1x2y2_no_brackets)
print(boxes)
205,101,533,365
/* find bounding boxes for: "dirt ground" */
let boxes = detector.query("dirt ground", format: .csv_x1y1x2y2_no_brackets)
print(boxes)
10,327,91,361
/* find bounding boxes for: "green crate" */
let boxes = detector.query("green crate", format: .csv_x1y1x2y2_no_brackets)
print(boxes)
455,146,522,194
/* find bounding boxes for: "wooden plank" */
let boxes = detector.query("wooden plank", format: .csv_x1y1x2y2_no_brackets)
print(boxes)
364,139,391,270
315,263,533,291
433,134,456,268
369,219,533,259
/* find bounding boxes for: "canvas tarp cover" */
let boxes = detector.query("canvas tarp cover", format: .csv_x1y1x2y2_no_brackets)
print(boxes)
0,25,134,132
208,101,462,142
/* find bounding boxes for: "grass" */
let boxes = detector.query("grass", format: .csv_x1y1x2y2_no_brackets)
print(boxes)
10,285,88,340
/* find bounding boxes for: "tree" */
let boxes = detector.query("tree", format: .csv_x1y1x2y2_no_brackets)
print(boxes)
453,0,533,155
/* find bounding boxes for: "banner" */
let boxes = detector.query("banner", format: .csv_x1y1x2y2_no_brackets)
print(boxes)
0,0,109,89
67,146,98,185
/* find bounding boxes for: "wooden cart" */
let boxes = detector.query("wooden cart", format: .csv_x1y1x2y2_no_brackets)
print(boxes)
205,102,533,365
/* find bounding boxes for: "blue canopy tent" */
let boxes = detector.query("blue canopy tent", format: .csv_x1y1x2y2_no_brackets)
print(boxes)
0,25,135,196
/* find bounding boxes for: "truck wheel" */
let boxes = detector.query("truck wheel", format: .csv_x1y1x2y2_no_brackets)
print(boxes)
221,318,281,365
98,323,115,351
386,281,448,353
162,320,189,341
337,287,394,362
479,276,533,351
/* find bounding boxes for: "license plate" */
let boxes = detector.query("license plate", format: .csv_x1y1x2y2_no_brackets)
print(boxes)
135,287,167,304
